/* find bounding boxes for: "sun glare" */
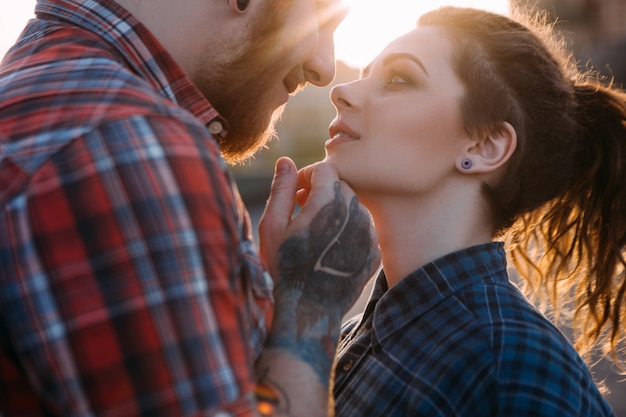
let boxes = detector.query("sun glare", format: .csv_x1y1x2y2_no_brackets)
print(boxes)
334,0,511,68
2,1,511,70
0,2,36,59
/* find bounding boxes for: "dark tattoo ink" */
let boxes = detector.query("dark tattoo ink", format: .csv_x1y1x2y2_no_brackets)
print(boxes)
271,182,375,383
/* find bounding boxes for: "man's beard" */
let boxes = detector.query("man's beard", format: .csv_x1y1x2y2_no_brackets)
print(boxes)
193,0,298,164
202,62,285,164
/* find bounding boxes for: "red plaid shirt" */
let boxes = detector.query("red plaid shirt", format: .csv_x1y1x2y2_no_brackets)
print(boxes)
0,0,273,415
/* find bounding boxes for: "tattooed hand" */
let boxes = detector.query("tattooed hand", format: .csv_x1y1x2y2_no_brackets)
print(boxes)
256,158,380,415
279,181,374,345
259,158,381,321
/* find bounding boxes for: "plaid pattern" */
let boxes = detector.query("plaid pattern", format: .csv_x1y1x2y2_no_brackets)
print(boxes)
0,0,273,415
334,242,615,416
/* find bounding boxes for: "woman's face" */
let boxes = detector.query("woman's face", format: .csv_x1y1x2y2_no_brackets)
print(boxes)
324,27,470,201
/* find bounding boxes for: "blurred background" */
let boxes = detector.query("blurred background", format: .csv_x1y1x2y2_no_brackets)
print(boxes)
2,0,626,413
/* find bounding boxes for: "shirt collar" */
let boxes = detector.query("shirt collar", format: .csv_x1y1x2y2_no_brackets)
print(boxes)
35,0,228,134
369,242,508,347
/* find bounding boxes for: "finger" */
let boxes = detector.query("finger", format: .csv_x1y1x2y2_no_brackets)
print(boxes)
260,156,298,231
295,188,310,207
293,162,322,206
258,157,298,259
294,162,343,224
296,162,316,190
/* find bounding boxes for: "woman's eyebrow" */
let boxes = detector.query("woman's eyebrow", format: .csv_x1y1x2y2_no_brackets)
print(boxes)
360,52,429,79
382,52,429,77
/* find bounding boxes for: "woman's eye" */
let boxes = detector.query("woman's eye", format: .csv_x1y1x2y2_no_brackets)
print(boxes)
388,74,409,85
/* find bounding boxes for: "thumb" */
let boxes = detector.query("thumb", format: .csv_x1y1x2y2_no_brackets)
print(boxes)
262,157,298,227
258,157,298,264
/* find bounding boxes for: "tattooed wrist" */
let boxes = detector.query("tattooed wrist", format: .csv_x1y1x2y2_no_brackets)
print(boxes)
269,181,374,384
268,285,340,384
265,333,336,386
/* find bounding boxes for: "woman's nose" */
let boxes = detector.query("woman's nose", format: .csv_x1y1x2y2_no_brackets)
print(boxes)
330,82,358,109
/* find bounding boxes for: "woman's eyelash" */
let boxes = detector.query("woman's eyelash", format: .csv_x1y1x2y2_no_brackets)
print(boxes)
389,74,408,84
386,68,411,85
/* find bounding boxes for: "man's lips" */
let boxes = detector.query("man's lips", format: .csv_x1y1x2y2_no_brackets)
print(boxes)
279,79,301,106
284,75,306,95
284,79,298,94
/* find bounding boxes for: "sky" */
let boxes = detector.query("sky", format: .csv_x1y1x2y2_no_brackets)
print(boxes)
0,1,37,58
0,1,510,67
336,0,510,67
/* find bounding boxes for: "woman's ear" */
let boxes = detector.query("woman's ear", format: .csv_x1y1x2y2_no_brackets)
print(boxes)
457,122,517,173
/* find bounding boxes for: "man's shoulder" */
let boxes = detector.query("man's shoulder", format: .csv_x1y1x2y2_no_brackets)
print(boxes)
0,34,213,185
4,55,163,113
0,42,200,145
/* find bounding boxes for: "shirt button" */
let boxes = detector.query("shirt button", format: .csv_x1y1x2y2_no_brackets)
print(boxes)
208,120,224,135
342,360,354,372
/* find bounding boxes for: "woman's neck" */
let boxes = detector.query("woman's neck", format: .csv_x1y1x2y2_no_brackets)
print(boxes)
364,191,493,288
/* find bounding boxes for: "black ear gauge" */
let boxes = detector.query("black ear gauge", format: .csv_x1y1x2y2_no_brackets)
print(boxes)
237,0,250,11
230,0,250,12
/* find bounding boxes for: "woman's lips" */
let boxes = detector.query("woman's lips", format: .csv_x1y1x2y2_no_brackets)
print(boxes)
328,120,360,141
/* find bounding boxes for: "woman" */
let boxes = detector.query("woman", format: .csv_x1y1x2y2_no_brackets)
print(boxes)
295,6,626,416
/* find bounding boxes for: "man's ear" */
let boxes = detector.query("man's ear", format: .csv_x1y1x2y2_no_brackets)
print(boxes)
457,122,517,173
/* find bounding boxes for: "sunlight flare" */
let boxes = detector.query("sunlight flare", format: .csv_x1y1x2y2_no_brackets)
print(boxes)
335,0,511,68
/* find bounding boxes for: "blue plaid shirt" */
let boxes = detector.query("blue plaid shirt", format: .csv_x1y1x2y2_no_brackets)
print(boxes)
334,242,615,416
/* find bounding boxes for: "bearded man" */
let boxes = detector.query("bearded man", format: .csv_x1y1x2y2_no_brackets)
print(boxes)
0,1,381,415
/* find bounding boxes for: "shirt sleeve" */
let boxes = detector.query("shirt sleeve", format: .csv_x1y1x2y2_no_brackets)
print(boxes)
495,323,614,416
1,114,270,415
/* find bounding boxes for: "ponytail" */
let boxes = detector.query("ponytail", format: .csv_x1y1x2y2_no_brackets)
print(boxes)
509,81,626,366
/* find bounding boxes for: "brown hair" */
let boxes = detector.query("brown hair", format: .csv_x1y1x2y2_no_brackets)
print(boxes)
418,6,626,369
